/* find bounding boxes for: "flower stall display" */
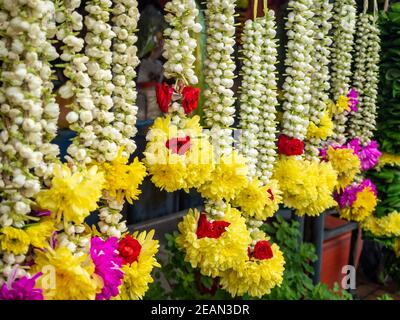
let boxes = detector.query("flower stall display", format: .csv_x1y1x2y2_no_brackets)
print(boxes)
0,0,157,300
274,0,338,217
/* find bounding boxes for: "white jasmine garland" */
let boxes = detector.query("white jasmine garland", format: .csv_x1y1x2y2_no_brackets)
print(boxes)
306,0,333,159
330,0,357,145
281,0,315,142
163,0,201,85
203,0,236,156
112,0,140,156
0,0,58,281
347,13,381,145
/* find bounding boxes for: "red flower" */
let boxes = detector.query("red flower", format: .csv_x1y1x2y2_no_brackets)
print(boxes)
181,86,200,114
267,188,274,201
196,213,230,239
155,83,174,112
165,136,191,155
252,240,274,260
118,235,142,265
277,134,304,156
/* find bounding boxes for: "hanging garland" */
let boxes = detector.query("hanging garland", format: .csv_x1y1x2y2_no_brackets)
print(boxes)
330,0,357,145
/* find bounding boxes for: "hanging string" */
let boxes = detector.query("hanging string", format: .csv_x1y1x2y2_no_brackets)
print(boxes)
384,0,389,12
253,0,259,20
263,0,268,16
373,0,379,18
363,0,369,13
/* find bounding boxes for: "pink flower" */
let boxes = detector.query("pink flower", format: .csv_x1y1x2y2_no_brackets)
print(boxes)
0,271,43,300
347,88,359,112
347,138,381,171
90,237,124,300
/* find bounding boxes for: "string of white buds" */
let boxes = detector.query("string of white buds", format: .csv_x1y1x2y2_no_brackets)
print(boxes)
0,0,58,281
330,0,357,145
163,0,201,86
306,0,333,159
203,0,236,156
112,0,140,156
347,13,381,145
282,0,315,141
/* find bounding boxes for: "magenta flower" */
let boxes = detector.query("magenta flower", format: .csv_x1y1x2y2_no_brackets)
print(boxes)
360,178,378,196
347,138,381,171
0,272,43,300
334,179,378,209
90,236,124,300
347,88,359,112
31,209,51,217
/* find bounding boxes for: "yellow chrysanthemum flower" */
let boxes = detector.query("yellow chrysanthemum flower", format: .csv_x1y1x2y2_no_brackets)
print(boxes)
95,149,147,204
326,147,361,191
220,242,285,298
377,153,400,169
233,179,282,220
116,230,160,300
340,187,377,222
362,211,400,237
0,226,30,255
306,111,334,140
36,164,105,225
144,115,214,192
176,207,251,277
32,246,102,300
335,95,350,114
198,151,248,202
273,157,337,216
25,220,55,249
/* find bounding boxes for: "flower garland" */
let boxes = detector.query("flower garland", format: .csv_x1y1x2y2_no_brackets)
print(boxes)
334,178,378,222
330,0,357,145
0,0,59,283
275,0,337,217
203,0,236,155
362,211,400,238
112,0,140,156
306,0,334,159
347,12,381,146
377,153,400,169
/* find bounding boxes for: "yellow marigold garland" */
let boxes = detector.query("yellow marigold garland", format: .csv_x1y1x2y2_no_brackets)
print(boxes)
339,187,377,222
273,156,337,216
307,111,334,140
116,230,160,300
36,164,105,225
198,151,248,202
362,211,400,237
326,146,361,191
377,152,400,169
176,207,251,277
233,179,282,220
219,241,285,298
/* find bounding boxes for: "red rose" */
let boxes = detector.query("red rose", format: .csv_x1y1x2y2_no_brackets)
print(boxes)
155,83,174,112
181,86,200,114
196,213,210,239
208,220,231,239
196,214,230,239
165,136,191,155
277,134,304,156
118,235,142,265
252,240,274,260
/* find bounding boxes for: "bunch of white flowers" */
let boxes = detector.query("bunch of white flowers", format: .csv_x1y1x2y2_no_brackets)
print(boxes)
203,0,236,156
77,0,119,163
163,0,201,85
0,0,59,280
238,12,278,182
347,13,381,145
281,0,315,141
306,0,333,159
330,0,356,145
112,0,140,156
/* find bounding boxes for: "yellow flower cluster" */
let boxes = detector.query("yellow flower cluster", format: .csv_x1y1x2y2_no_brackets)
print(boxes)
144,115,214,192
198,151,248,202
333,95,351,114
32,246,102,300
95,149,147,204
220,242,285,298
233,179,282,220
340,187,377,222
362,211,400,237
176,208,251,277
36,164,105,225
377,152,400,169
0,221,55,255
117,230,160,300
326,147,361,191
306,111,334,140
273,156,337,216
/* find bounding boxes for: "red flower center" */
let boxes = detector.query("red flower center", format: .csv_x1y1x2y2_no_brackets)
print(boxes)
165,136,191,155
196,213,230,239
118,235,142,265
